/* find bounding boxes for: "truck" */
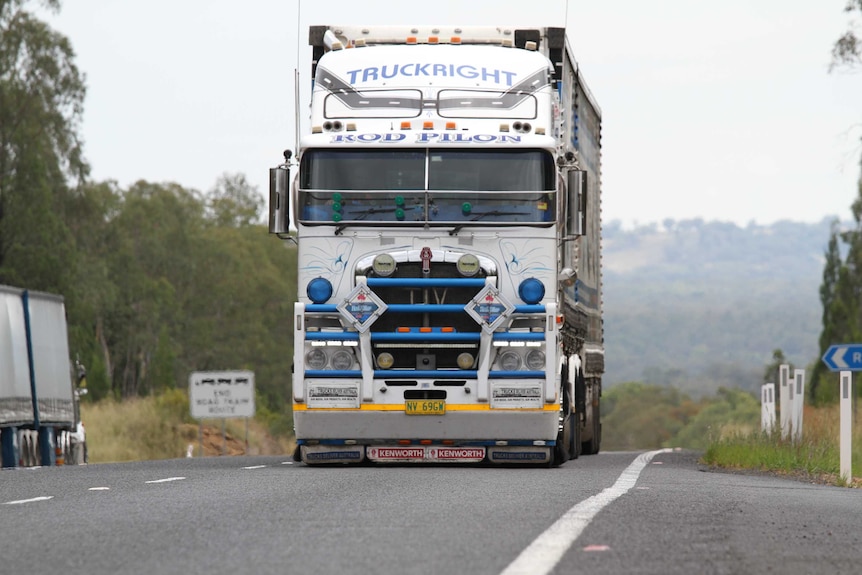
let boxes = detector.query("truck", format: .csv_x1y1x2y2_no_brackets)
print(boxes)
0,285,86,467
269,25,603,465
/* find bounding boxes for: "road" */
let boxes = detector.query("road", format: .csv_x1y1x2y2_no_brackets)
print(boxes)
2,450,860,574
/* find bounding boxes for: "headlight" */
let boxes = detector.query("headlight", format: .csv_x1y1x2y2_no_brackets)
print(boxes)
330,350,354,370
307,277,333,304
457,353,475,369
498,350,521,371
518,278,545,304
525,349,546,370
376,352,394,369
305,348,327,370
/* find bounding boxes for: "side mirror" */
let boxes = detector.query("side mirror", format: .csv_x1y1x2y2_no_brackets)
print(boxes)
269,165,290,234
567,170,587,236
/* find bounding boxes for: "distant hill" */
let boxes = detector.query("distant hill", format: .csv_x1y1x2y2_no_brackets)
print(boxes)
601,218,834,396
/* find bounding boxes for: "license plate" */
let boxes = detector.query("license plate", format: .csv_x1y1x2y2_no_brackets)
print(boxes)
405,399,446,415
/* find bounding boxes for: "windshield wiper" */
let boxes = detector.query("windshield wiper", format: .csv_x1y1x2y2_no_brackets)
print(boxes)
448,210,531,235
334,206,397,235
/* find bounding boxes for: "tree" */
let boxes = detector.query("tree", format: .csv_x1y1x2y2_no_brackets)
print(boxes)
831,0,862,71
0,0,87,290
207,173,264,227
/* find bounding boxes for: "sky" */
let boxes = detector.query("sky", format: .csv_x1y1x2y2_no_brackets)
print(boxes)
41,0,862,227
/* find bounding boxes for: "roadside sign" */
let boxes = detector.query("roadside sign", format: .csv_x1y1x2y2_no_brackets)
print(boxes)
822,345,862,372
189,371,255,419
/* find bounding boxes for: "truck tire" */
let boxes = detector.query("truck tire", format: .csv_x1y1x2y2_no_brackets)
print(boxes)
581,399,601,455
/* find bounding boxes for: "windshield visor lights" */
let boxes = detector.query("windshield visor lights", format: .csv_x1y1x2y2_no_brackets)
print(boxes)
456,254,481,277
307,277,333,304
372,253,397,277
518,278,545,304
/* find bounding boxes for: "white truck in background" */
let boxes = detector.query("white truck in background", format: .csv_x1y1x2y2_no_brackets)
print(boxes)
270,25,603,465
0,285,86,467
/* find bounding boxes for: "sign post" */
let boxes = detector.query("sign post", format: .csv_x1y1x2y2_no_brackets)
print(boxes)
761,383,775,434
189,371,255,456
822,345,861,483
840,371,852,483
779,365,790,440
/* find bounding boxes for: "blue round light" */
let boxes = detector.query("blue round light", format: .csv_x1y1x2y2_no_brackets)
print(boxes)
307,277,333,303
518,278,545,304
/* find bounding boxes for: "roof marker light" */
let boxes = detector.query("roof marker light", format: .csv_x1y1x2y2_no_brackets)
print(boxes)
323,30,343,51
445,122,456,130
407,36,418,44
500,124,510,132
525,41,538,51
428,36,439,44
423,121,434,130
451,37,462,44
354,39,366,48
401,121,411,130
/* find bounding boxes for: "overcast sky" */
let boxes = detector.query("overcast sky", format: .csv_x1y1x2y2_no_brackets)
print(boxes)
42,0,862,227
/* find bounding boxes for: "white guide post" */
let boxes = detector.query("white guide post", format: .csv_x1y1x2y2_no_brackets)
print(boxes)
761,383,776,434
792,369,805,443
779,364,790,440
840,371,852,483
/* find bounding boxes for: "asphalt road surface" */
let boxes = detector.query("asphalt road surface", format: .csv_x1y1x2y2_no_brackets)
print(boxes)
2,450,860,574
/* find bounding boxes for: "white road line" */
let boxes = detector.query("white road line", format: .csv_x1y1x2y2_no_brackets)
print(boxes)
145,476,186,484
500,448,672,575
89,487,111,491
4,496,54,505
242,465,267,470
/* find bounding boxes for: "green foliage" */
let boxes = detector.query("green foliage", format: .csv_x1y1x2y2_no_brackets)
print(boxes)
154,387,193,424
673,388,760,449
601,382,760,451
601,382,699,450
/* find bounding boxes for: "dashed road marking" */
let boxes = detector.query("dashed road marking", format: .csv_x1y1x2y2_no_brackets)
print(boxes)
4,496,54,505
89,487,111,491
145,477,186,484
242,465,267,470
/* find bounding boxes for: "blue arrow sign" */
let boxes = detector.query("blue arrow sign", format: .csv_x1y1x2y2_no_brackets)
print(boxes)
822,344,862,371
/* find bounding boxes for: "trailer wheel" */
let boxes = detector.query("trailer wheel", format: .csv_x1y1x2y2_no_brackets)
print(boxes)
581,383,602,455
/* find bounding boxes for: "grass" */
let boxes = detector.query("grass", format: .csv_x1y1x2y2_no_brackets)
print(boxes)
80,391,294,463
703,404,862,487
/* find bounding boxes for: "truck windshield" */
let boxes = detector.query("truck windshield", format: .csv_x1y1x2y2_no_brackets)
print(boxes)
299,149,555,225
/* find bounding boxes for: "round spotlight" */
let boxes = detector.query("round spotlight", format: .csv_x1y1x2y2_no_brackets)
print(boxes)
305,348,327,370
372,253,397,277
376,352,394,369
457,353,475,369
498,350,521,371
525,349,546,370
330,350,354,370
307,277,333,303
456,254,481,277
518,278,545,304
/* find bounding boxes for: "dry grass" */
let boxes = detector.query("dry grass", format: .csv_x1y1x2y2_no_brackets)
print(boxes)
704,404,862,487
81,395,294,463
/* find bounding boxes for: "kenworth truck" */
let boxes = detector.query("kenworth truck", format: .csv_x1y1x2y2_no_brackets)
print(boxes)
269,25,603,465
